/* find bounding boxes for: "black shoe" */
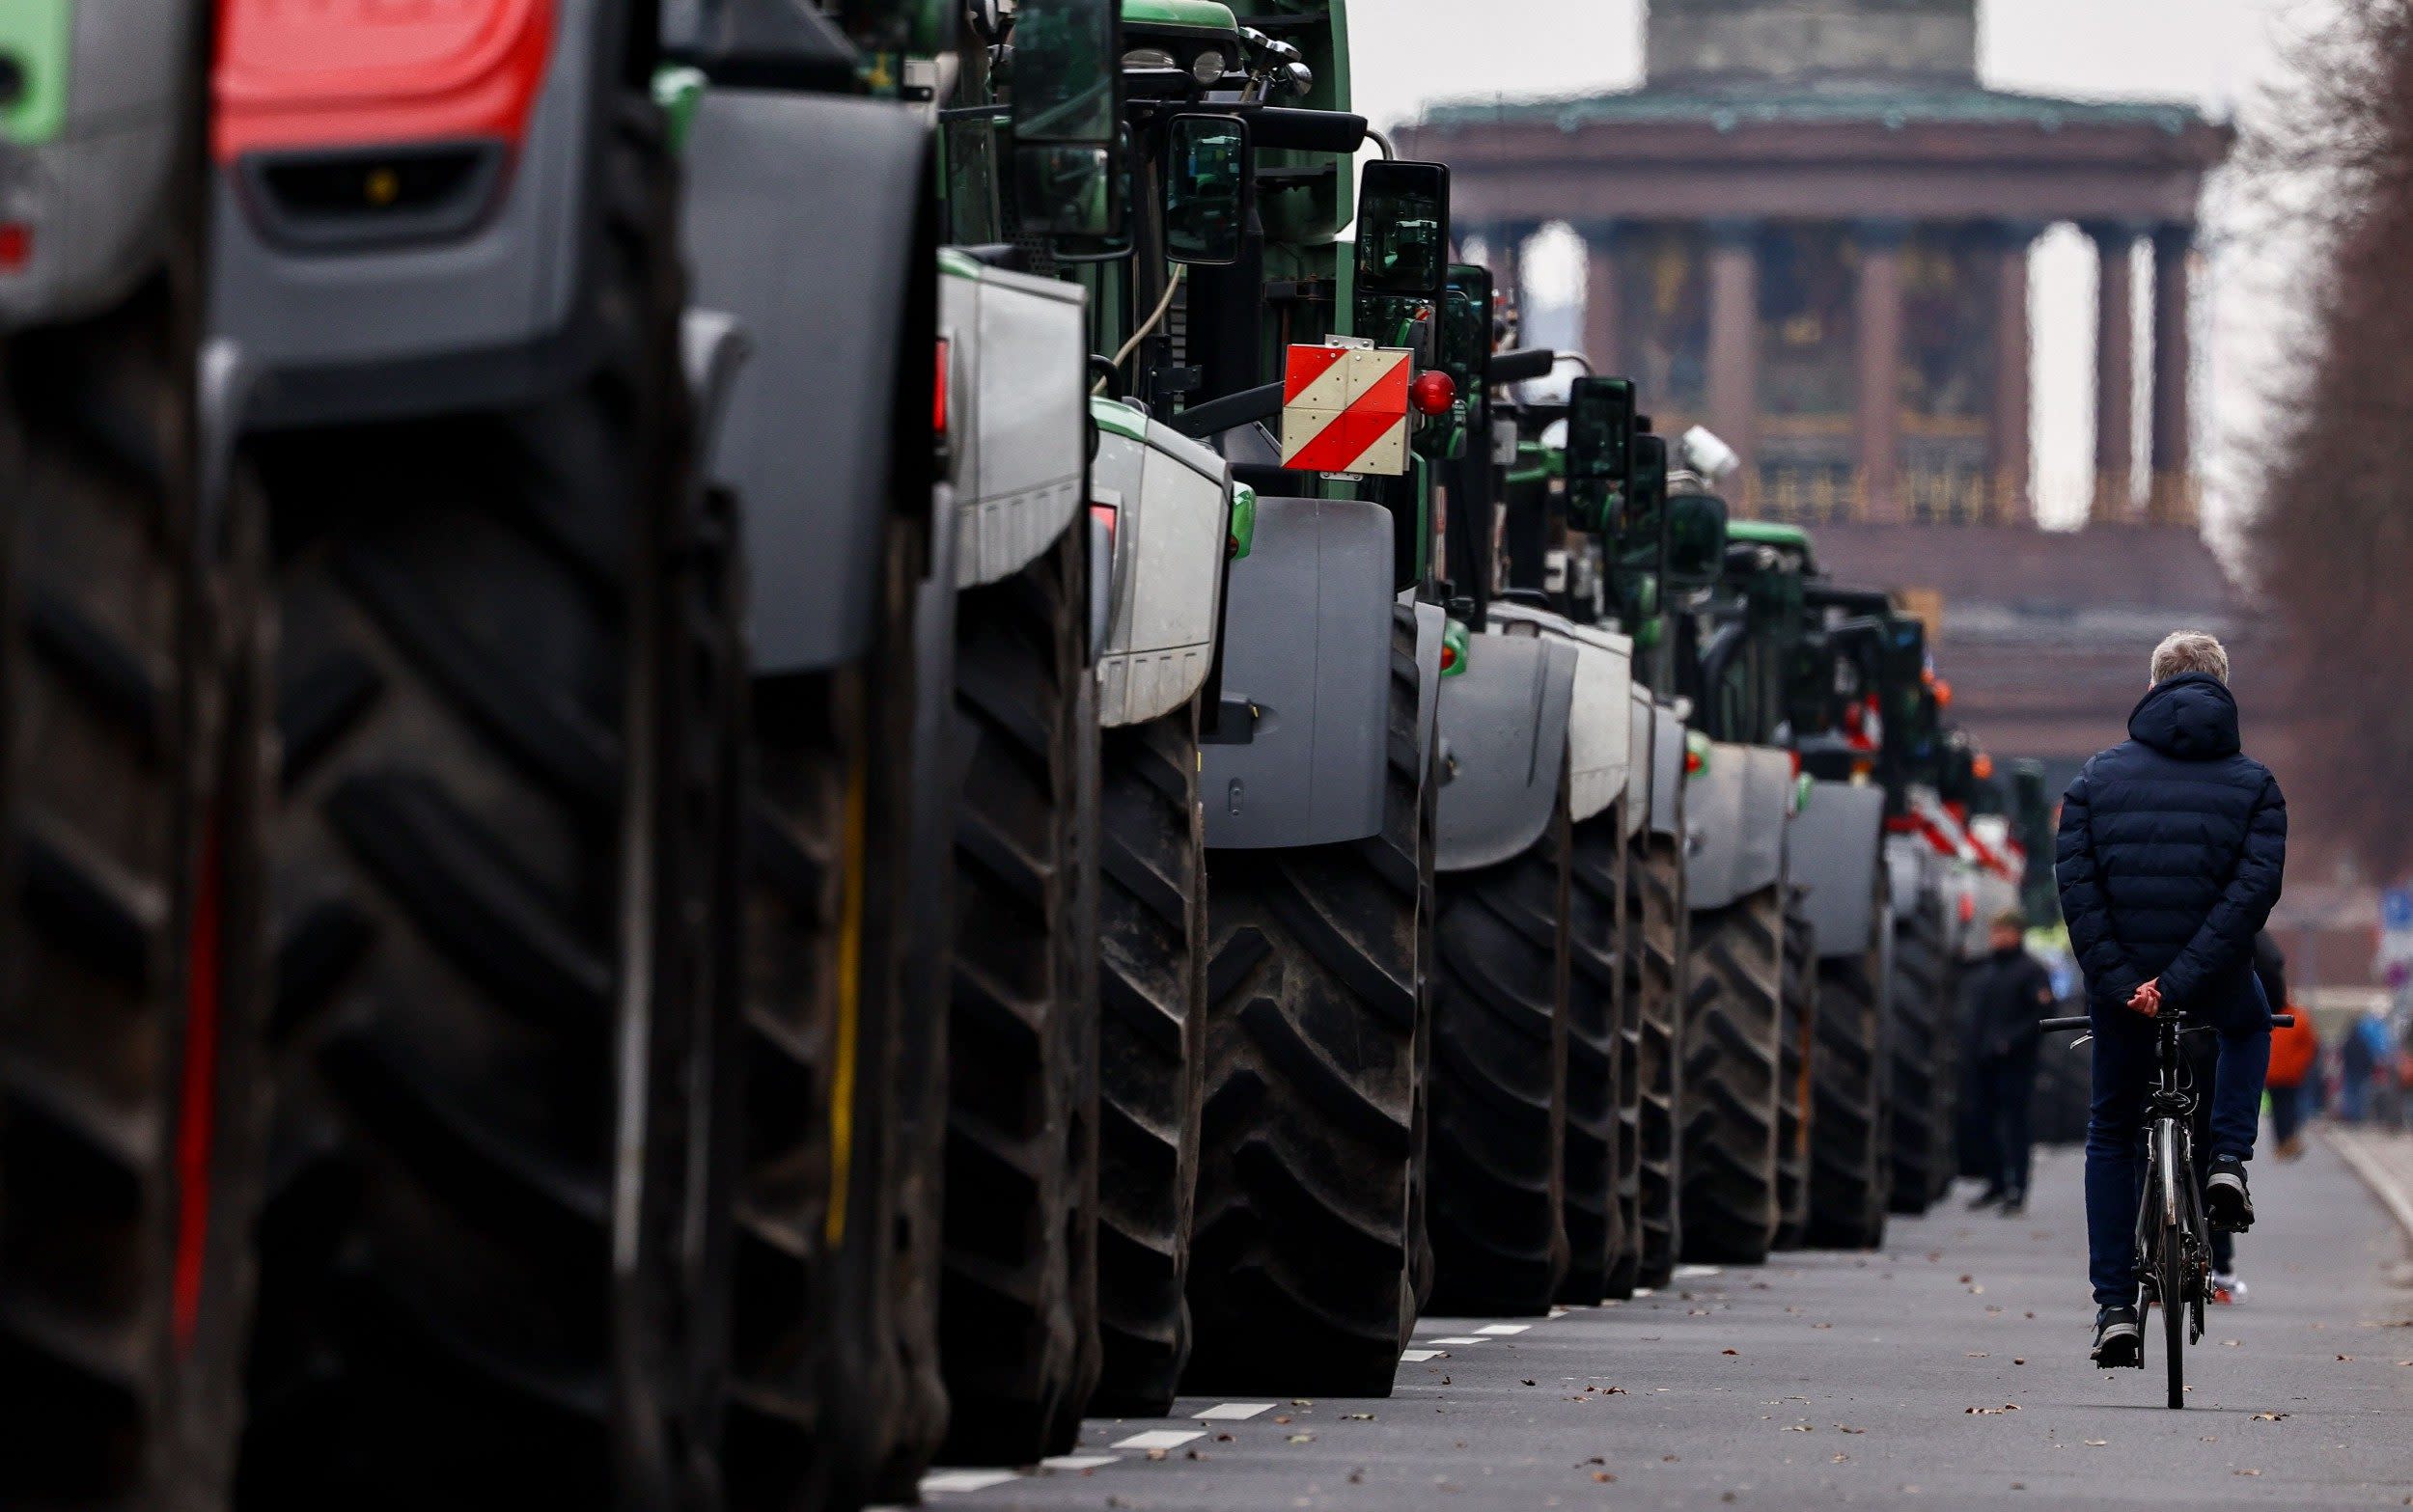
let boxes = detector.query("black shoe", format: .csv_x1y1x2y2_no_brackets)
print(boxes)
2092,1306,2142,1368
1966,1188,2006,1212
2000,1195,2028,1218
2205,1157,2254,1232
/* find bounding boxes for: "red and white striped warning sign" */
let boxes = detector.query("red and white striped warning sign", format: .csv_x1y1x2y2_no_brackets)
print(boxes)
1280,343,1413,476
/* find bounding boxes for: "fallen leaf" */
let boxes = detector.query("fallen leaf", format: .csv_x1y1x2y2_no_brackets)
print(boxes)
1520,1378,1537,1387
2222,1339,2241,1347
1663,1454,1681,1463
1958,1275,1974,1284
1146,1449,1168,1462
1592,1471,1614,1484
2235,1469,2261,1477
1832,1453,1849,1464
1287,1433,1314,1444
2253,1413,2289,1421
1291,1398,1314,1406
1965,1352,1989,1359
2338,1355,2356,1362
1343,1412,1374,1420
1215,1432,1234,1442
1783,1424,1811,1432
1813,1322,1834,1330
2012,1358,2028,1365
1722,1348,1738,1356
2084,1439,2109,1447
1272,1415,1291,1425
1837,1425,1866,1434
1184,1449,1205,1461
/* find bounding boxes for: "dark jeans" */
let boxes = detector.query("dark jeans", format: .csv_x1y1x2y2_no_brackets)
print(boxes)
2269,1082,2307,1146
2084,982,2271,1307
1972,1049,2039,1199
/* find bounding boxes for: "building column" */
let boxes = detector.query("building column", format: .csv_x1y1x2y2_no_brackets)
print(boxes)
2089,222,2138,524
1490,221,1534,319
2149,224,2196,526
1854,220,1907,524
1989,224,2037,523
1583,223,1623,377
1706,221,1760,501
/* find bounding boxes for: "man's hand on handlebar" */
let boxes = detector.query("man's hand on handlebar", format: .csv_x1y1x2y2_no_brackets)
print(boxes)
2126,978,2162,1018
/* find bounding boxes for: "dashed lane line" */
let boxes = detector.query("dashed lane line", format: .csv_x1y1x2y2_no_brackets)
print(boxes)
1112,1428,1206,1451
1425,1335,1489,1344
1192,1401,1275,1421
920,1470,1020,1495
1474,1323,1531,1334
1040,1455,1120,1471
1400,1348,1448,1362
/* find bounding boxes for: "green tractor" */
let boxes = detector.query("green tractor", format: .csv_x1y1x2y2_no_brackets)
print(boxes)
0,7,260,1503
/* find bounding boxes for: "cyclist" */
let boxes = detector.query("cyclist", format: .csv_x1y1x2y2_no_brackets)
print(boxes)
2054,632,2287,1367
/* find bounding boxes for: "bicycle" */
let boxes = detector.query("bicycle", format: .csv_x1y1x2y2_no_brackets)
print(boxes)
2039,1007,2295,1410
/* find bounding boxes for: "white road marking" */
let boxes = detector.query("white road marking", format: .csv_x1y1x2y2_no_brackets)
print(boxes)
1401,1348,1448,1361
1632,1287,1656,1297
920,1470,1020,1494
1192,1401,1276,1421
1040,1454,1120,1471
1112,1429,1205,1450
1427,1336,1489,1345
1475,1323,1532,1334
1548,1306,1570,1318
1674,1264,1724,1278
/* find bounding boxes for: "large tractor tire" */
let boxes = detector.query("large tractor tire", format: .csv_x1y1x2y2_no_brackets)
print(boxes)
1428,769,1572,1315
0,130,266,1505
1092,705,1206,1416
1628,826,1686,1288
236,98,736,1508
1560,806,1626,1304
1771,901,1817,1251
1806,885,1891,1250
1679,882,1783,1266
1186,607,1428,1397
716,508,927,1511
936,529,1100,1466
1887,893,1960,1215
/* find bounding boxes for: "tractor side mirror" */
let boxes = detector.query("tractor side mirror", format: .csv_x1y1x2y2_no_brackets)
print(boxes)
1566,375,1635,486
1011,0,1126,253
1163,113,1251,265
1665,492,1729,589
1354,159,1450,299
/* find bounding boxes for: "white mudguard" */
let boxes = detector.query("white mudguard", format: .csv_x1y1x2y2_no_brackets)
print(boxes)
1485,602,1635,825
1090,399,1233,728
938,251,1088,588
1,0,195,328
1685,742,1793,913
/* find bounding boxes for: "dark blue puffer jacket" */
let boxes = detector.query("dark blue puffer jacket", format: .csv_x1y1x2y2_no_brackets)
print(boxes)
2053,673,2287,1028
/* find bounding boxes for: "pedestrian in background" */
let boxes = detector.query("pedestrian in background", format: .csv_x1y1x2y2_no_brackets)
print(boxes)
2264,988,2317,1163
1962,907,2055,1217
2342,1010,2382,1123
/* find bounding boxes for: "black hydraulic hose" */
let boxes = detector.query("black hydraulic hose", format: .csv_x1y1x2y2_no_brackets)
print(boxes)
1242,105,1369,153
1487,347,1558,385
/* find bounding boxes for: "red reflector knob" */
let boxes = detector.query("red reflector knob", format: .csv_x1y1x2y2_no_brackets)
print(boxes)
1409,370,1456,417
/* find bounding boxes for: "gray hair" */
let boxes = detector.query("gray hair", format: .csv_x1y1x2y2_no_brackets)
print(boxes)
2150,630,2229,685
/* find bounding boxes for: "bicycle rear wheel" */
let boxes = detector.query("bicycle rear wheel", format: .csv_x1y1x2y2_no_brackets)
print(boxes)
2156,1119,2186,1409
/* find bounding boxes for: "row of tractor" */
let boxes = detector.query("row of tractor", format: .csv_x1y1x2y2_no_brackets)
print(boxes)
0,0,2039,1506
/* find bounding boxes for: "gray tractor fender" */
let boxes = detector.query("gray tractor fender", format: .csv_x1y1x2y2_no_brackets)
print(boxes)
1093,399,1232,728
1686,742,1792,912
679,88,930,675
1788,779,1887,961
939,254,1089,590
1435,634,1578,873
1201,494,1395,849
681,308,752,465
1650,700,1687,841
1625,687,1656,841
1884,831,1940,923
208,1,608,426
1412,597,1445,788
0,0,193,330
1485,602,1634,825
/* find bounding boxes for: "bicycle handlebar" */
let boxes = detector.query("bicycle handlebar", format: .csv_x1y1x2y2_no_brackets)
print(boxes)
2039,1013,2293,1032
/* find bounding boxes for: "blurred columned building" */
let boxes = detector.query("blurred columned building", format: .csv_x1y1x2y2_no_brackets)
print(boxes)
1401,0,2260,788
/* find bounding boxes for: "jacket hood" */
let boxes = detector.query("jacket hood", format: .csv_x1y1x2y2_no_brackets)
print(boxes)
2127,672,2240,760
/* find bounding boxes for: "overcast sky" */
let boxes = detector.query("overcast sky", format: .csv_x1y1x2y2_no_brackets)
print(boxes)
1347,0,2343,538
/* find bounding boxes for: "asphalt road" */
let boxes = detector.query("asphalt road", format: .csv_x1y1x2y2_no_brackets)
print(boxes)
909,1138,2413,1510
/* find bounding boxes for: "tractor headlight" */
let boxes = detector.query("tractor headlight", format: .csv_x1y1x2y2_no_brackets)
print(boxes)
1123,46,1177,69
1190,47,1229,85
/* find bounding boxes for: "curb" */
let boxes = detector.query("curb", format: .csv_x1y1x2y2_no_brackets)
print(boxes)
2323,1128,2413,1250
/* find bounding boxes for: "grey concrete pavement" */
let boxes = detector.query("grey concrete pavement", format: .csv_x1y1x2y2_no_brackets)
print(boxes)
914,1140,2413,1510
